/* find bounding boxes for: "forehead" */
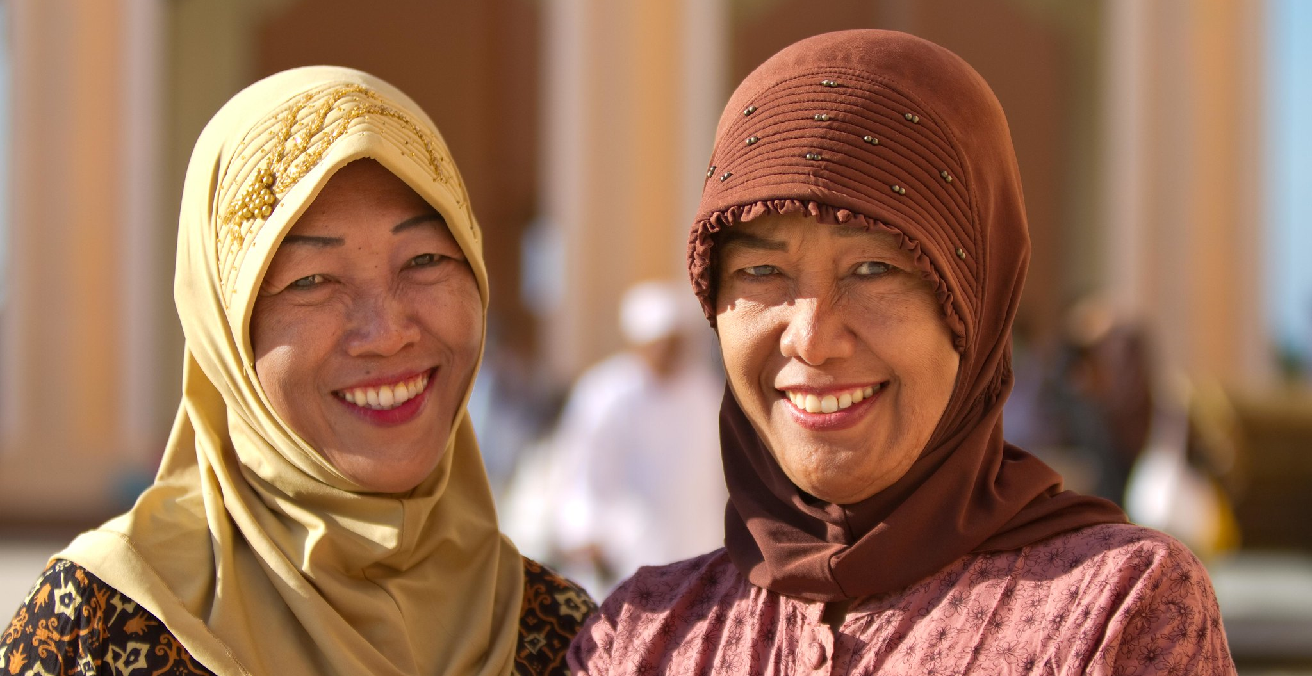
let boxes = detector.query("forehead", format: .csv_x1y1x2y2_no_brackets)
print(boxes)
289,159,440,235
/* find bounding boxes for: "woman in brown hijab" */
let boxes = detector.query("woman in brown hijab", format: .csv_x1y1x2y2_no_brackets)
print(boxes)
568,30,1235,675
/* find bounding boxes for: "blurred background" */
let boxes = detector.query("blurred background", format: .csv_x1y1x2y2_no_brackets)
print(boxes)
0,0,1309,670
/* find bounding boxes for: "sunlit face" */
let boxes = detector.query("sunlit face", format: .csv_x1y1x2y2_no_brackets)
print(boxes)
714,212,960,504
250,159,482,493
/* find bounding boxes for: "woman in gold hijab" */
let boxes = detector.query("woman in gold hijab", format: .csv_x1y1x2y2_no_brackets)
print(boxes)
0,67,593,676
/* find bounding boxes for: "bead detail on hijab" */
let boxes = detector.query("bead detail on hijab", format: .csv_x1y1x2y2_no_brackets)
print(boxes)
216,84,469,305
692,73,974,314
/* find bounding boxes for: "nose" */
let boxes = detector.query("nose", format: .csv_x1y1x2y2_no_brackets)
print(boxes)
345,292,421,357
779,294,855,366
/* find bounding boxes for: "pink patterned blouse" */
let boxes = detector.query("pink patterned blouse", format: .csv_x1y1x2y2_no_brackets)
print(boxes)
568,524,1235,675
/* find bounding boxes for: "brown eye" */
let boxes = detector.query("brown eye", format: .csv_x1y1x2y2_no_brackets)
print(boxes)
854,261,891,276
741,265,779,277
288,274,327,289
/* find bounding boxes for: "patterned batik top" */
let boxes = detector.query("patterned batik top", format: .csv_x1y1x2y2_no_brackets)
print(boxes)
0,557,595,676
569,524,1237,675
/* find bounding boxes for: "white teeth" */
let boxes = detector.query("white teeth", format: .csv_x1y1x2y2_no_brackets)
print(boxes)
338,372,430,411
785,383,882,414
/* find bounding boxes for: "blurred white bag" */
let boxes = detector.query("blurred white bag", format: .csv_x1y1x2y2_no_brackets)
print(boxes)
1125,392,1239,558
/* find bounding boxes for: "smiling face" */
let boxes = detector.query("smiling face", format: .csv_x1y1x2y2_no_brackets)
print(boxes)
714,212,960,504
250,159,482,493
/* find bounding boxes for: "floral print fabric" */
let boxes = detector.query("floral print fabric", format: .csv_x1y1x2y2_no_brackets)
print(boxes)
569,524,1236,675
1,558,594,676
519,558,597,675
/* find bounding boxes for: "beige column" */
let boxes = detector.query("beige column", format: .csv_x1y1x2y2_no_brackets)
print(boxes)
0,0,288,524
539,0,728,380
1100,0,1268,389
2,0,136,521
122,0,167,463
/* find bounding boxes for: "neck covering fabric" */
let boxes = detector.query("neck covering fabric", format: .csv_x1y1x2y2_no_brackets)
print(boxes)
58,66,523,676
687,30,1127,602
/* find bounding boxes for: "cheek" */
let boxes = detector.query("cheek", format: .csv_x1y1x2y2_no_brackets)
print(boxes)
250,301,295,396
926,345,961,410
897,309,961,415
252,345,297,409
716,302,778,395
250,299,338,409
417,276,484,358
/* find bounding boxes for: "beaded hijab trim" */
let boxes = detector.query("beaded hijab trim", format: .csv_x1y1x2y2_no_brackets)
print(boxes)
214,83,470,304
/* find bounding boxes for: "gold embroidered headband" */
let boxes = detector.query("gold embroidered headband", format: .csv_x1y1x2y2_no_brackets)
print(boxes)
214,83,469,303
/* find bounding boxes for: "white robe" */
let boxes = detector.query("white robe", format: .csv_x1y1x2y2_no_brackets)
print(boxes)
549,352,727,592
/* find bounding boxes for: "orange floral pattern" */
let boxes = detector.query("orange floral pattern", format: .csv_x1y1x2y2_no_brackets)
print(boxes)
517,559,597,675
2,558,594,676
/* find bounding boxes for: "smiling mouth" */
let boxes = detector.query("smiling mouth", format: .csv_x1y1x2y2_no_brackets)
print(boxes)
783,384,884,413
335,370,431,410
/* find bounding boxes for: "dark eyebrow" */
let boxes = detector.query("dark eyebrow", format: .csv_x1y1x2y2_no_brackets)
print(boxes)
835,225,876,238
281,234,344,247
393,212,446,234
717,230,788,251
278,212,445,247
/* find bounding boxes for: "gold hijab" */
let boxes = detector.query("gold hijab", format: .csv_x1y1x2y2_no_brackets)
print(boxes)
58,66,522,676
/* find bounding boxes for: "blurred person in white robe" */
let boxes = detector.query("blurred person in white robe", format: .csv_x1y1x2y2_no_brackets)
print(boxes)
546,280,727,594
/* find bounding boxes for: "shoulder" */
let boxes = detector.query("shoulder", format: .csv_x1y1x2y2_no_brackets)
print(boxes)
555,355,648,434
568,549,748,667
1027,522,1209,584
603,548,743,616
571,355,647,402
1019,523,1236,672
1012,523,1218,614
1,559,213,675
515,557,598,676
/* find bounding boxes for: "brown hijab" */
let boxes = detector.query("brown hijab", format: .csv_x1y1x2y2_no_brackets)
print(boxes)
688,30,1126,602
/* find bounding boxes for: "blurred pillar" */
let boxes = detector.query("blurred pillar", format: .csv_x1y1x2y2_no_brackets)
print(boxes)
253,0,543,362
0,0,165,523
538,0,728,380
1101,0,1268,388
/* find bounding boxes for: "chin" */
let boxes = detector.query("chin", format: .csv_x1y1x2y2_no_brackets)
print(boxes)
337,453,444,494
781,453,899,505
355,473,428,494
800,481,871,505
778,460,864,504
